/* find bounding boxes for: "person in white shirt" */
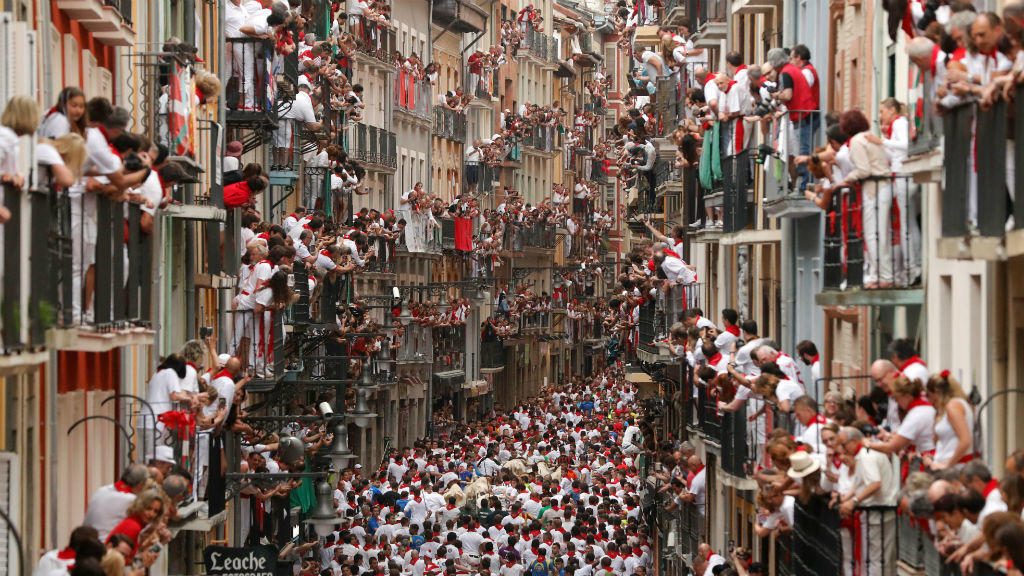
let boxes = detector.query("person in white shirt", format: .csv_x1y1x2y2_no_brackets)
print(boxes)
275,77,321,165
888,338,929,387
82,463,150,541
753,345,803,388
838,427,898,576
795,340,822,391
792,396,827,453
961,461,1009,524
867,376,936,457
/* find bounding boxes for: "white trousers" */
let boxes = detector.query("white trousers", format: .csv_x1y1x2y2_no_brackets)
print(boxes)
861,181,893,285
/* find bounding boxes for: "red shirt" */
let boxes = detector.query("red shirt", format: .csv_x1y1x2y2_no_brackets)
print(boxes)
106,514,147,559
224,181,253,209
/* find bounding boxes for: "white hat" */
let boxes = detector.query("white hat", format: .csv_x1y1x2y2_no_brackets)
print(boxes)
217,353,231,368
354,464,362,469
154,445,176,465
298,75,312,89
787,451,821,479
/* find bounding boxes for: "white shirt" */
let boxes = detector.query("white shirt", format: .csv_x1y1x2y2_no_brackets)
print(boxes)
690,467,707,516
212,373,236,412
38,113,72,139
136,170,164,216
83,484,137,541
900,359,930,387
147,367,183,415
896,402,937,452
286,90,317,123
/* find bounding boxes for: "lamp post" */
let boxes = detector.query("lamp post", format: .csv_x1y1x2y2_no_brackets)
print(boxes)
303,479,341,537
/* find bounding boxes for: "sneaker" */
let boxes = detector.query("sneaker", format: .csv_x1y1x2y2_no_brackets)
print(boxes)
712,220,723,229
688,220,704,230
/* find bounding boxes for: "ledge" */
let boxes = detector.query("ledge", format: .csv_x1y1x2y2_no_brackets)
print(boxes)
814,288,924,307
50,326,156,353
0,349,48,375
161,204,227,222
902,149,944,183
937,236,1006,261
763,194,821,218
719,228,782,246
732,0,781,15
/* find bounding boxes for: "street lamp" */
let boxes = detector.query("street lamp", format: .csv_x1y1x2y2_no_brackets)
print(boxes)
303,479,341,537
324,419,356,471
348,387,377,428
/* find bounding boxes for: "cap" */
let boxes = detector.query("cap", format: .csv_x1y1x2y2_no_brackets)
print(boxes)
354,464,362,469
154,445,176,465
226,141,243,157
298,75,313,89
217,353,231,368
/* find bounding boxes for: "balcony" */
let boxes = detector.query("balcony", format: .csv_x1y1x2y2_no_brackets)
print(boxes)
689,0,728,43
431,0,487,34
522,125,556,153
520,222,557,250
432,106,467,143
465,66,500,101
393,70,431,121
54,0,135,46
721,148,753,234
225,38,278,129
396,324,433,363
759,114,826,218
346,123,397,171
364,234,396,274
350,16,396,67
1,177,156,356
396,211,441,255
463,161,497,195
815,175,924,307
661,0,688,24
480,340,505,372
937,96,1024,260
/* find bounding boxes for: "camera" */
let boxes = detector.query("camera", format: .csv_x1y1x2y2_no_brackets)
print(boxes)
122,152,145,173
199,326,213,338
752,98,778,118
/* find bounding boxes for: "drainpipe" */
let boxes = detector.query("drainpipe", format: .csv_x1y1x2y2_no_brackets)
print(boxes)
779,218,793,352
37,0,53,105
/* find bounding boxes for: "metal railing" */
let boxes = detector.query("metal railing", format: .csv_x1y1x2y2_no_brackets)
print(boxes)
396,323,433,363
432,324,466,372
522,124,556,152
104,0,132,25
432,106,468,142
351,15,396,64
465,65,499,100
463,161,496,195
720,411,754,477
721,148,752,233
518,222,557,249
346,123,397,169
393,70,431,118
480,340,505,369
396,210,441,254
908,74,942,156
225,37,276,115
823,175,920,291
696,382,722,440
364,234,395,274
941,97,1024,237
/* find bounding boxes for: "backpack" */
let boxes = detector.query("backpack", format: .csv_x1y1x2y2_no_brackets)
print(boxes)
528,559,551,576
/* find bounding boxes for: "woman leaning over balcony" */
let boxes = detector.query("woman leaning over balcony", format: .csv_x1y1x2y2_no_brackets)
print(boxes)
923,371,975,471
833,110,894,289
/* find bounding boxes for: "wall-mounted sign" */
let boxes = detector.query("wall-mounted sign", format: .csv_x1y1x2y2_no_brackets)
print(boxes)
203,546,277,576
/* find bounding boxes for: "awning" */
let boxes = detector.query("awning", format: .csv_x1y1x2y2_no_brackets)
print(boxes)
625,372,653,384
433,370,466,388
463,379,491,397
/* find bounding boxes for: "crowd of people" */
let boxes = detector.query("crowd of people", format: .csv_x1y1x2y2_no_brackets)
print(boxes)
54,363,675,576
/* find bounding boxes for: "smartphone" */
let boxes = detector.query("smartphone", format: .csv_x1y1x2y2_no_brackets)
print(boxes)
218,398,227,409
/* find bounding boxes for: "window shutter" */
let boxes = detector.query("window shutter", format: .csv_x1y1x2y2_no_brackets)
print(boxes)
0,452,22,576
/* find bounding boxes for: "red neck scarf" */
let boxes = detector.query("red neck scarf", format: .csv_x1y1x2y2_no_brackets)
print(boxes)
884,115,904,139
984,479,1001,498
907,397,933,411
809,354,820,364
707,352,722,366
213,368,233,381
725,325,740,337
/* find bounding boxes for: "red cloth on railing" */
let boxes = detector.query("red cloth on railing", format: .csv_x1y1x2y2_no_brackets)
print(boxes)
454,216,473,252
157,411,195,441
257,310,274,364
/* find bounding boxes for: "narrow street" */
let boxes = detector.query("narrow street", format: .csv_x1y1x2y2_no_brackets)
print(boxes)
3,0,1024,576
